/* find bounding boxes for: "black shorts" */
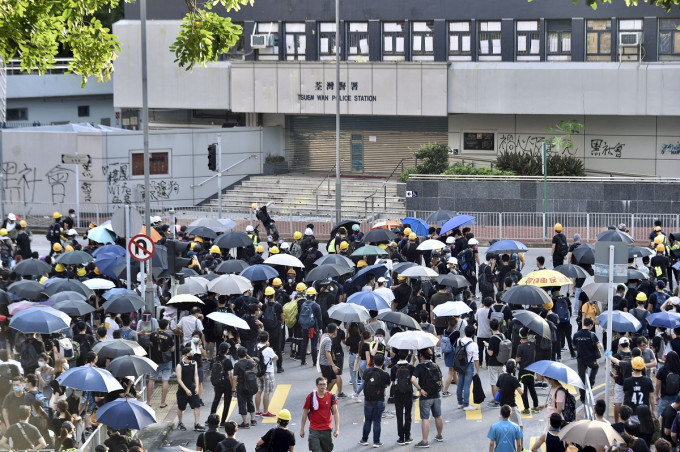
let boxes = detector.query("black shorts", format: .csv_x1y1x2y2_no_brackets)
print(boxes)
177,390,200,411
321,365,337,382
334,358,344,376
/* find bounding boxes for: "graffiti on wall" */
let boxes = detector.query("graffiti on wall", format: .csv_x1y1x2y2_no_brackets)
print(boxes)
590,139,624,158
139,181,180,201
661,142,680,155
2,162,42,202
102,163,131,204
45,165,75,203
80,163,94,202
498,134,546,154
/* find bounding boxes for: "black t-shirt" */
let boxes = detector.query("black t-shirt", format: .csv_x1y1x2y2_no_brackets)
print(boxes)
552,233,567,257
332,329,345,358
656,366,679,396
233,359,254,393
196,431,226,451
2,393,28,425
622,375,655,410
413,362,440,400
613,351,633,386
613,295,627,312
487,334,503,367
362,367,391,402
360,342,370,361
516,341,536,373
3,422,43,450
661,403,678,444
216,438,246,452
346,333,361,354
261,427,296,452
15,233,31,259
651,255,670,280
573,329,599,363
496,373,520,407
393,284,412,311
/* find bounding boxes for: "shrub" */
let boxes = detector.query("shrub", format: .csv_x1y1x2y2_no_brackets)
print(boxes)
496,150,584,176
442,163,515,176
413,143,450,174
265,155,285,164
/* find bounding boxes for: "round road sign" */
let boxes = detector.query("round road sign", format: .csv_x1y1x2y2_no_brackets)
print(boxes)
128,234,155,262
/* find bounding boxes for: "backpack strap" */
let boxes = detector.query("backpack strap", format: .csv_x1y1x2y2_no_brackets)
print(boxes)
16,422,35,450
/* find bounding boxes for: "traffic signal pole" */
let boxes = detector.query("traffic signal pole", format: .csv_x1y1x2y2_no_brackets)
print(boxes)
217,134,222,219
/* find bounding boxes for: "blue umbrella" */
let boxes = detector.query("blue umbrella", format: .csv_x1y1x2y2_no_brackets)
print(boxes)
95,252,126,280
487,239,529,255
440,214,476,235
87,226,117,244
92,244,126,258
596,311,641,333
647,311,680,329
351,264,388,288
102,288,136,300
96,398,157,430
401,217,429,236
56,366,123,392
9,306,71,334
526,360,585,389
347,291,391,311
240,264,279,282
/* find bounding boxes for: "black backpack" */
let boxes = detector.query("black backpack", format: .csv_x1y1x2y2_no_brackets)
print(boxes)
363,368,384,401
395,365,412,395
453,339,472,373
262,303,278,330
255,346,269,378
242,361,259,396
478,264,494,294
210,357,229,387
556,234,569,257
666,372,680,396
20,340,39,370
420,362,443,396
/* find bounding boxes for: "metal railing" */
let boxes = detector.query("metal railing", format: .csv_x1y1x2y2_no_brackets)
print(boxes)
363,158,409,219
314,163,338,212
5,58,74,75
409,174,680,183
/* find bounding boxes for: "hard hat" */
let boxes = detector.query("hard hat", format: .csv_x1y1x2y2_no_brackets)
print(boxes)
657,244,666,252
631,356,645,371
264,286,275,296
654,226,662,232
357,260,368,268
306,287,317,296
210,245,221,254
447,257,458,265
94,267,101,275
246,225,254,233
304,228,314,236
468,238,479,246
7,213,16,221
294,231,303,240
352,224,361,231
272,277,282,287
389,241,397,248
193,236,203,243
287,269,297,275
397,275,407,281
269,246,280,254
378,243,387,249
52,243,63,252
339,241,349,250
636,292,648,302
543,301,554,310
408,232,417,240
251,203,258,210
654,235,664,244
65,245,74,252
280,242,290,250
403,227,412,235
296,282,307,292
77,267,87,277
19,220,27,227
554,223,563,232
277,409,292,421
446,236,455,244
66,229,77,237
39,276,48,284
53,211,62,219
256,245,265,253
89,222,96,229
55,264,65,272
0,229,7,237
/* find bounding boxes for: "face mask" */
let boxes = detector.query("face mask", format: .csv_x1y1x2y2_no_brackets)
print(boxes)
12,386,21,393
63,364,69,371
38,362,45,368
71,214,76,218
288,278,294,283
192,337,200,344
142,314,151,322
74,391,82,397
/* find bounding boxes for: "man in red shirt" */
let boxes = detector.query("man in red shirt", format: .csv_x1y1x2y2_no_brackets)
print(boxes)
300,376,340,452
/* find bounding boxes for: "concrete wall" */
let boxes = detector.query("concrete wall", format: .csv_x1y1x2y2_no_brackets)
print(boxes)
6,95,115,127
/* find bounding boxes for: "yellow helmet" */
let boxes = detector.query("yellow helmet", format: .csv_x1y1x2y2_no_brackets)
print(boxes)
543,301,554,310
194,236,204,243
77,267,87,277
657,244,666,252
53,211,62,219
0,229,7,237
554,223,563,232
403,227,412,235
39,276,48,284
264,286,275,296
636,292,648,302
256,245,265,253
65,245,74,252
52,243,63,252
294,231,303,240
55,264,65,272
357,260,367,268
272,277,282,287
270,246,280,255
654,235,664,244
654,226,662,232
210,245,221,254
19,220,27,227
408,232,417,240
94,267,101,275
277,409,292,421
296,282,307,292
339,241,349,250
378,243,387,249
306,287,317,296
251,203,258,210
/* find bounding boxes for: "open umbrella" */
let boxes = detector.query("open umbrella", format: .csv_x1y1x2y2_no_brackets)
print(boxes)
50,291,87,303
558,420,623,447
87,226,117,244
106,355,158,378
487,239,529,255
501,285,553,306
305,264,350,282
377,311,421,330
56,366,123,392
581,277,608,302
8,280,46,301
371,220,401,230
512,310,551,340
330,220,360,238
190,218,229,232
102,294,145,313
14,258,51,277
53,299,96,317
92,244,126,258
314,254,355,269
56,250,94,266
399,266,438,278
436,273,471,289
207,311,250,329
8,301,54,315
95,252,126,280
363,228,397,244
519,270,573,287
264,254,305,268
525,360,584,389
388,331,438,350
572,243,595,265
43,279,94,298
92,339,147,358
9,306,70,333
432,301,472,318
0,289,11,306
627,268,649,280
97,398,157,430
185,226,217,240
102,288,136,300
168,294,204,305
351,264,388,288
328,303,371,323
139,226,162,243
629,246,654,259
401,217,429,237
83,278,116,290
647,311,680,329
596,311,641,333
178,268,199,278
440,215,476,235
426,210,456,226
240,264,279,282
351,245,388,257
214,231,253,249
176,276,210,295
596,229,635,244
207,274,252,295
215,260,249,274
201,273,220,281
553,264,590,279
347,291,391,311
392,262,418,274
416,239,446,251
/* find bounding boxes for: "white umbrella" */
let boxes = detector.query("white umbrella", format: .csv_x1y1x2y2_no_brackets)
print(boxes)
581,276,608,303
207,274,252,295
328,303,371,323
416,239,446,251
176,276,210,295
388,331,438,350
207,311,250,329
167,294,204,305
558,420,623,447
264,254,305,268
83,278,116,290
433,301,472,317
399,266,438,278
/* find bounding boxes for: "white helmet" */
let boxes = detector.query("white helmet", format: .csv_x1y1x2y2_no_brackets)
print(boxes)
468,238,479,246
246,225,254,233
447,257,458,266
445,236,455,244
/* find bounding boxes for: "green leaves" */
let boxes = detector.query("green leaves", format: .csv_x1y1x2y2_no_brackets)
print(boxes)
569,0,676,12
170,11,242,70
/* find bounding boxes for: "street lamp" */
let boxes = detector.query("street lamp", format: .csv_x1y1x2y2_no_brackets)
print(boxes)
335,0,341,224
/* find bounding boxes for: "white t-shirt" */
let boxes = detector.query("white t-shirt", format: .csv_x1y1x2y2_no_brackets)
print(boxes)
104,316,120,340
256,344,276,373
178,315,203,345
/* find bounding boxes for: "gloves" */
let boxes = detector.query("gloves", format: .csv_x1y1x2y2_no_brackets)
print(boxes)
604,350,612,358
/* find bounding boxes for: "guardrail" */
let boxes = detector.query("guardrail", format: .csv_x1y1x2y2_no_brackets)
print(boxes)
408,174,680,183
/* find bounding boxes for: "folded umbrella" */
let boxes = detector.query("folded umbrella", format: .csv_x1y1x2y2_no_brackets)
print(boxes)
43,279,94,298
56,366,123,392
176,276,210,295
387,331,438,350
53,299,96,317
351,245,389,257
207,274,252,295
102,294,145,313
207,311,250,330
304,264,349,282
96,398,157,430
264,254,305,268
106,355,158,378
501,285,553,306
553,264,590,279
83,278,116,290
87,226,117,244
215,260,249,274
596,311,641,333
214,231,253,249
399,266,438,279
377,311,421,330
572,243,595,265
487,239,529,255
512,310,552,340
558,419,623,447
519,270,573,287
436,273,471,289
92,339,147,358
314,254,354,269
9,306,70,333
240,264,279,282
363,228,397,244
416,239,446,251
432,301,472,318
525,360,584,389
440,215,476,235
185,226,217,240
14,258,51,277
647,311,680,329
426,210,456,226
8,280,46,301
401,217,429,237
347,291,391,311
328,303,371,323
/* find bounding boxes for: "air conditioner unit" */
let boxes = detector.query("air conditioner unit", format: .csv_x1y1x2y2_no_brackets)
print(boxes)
619,32,642,47
250,34,276,49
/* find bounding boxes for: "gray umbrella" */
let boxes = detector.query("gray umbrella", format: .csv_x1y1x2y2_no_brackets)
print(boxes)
627,268,648,280
215,259,249,274
512,310,551,340
553,264,590,279
305,264,351,282
43,279,94,298
501,285,552,306
14,259,52,277
92,339,147,358
436,273,471,289
596,229,635,244
53,299,96,316
8,280,46,301
377,311,422,330
106,355,157,378
572,243,595,265
426,210,456,226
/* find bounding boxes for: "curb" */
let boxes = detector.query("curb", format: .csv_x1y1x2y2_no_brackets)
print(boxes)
137,421,174,451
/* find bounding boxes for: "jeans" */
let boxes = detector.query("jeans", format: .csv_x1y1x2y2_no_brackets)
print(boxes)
573,288,582,315
577,359,599,401
362,400,385,444
394,392,413,442
456,362,475,406
356,360,367,394
299,329,318,365
348,353,359,393
211,384,232,423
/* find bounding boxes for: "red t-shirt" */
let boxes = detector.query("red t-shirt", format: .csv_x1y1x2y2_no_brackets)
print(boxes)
303,391,336,431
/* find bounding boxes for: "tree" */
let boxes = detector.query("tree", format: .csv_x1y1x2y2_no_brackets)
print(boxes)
545,119,585,156
0,0,252,86
540,0,678,11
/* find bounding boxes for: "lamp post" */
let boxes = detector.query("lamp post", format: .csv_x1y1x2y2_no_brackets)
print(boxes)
334,0,341,224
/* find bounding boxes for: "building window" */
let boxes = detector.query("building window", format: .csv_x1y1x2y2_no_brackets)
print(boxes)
478,21,502,61
516,20,541,61
546,20,572,61
6,108,28,122
284,23,306,61
617,19,643,61
463,132,495,152
586,19,612,61
319,23,338,61
448,21,472,61
132,151,169,176
383,22,406,61
659,18,680,61
255,22,279,61
78,105,90,117
218,22,245,61
411,21,434,61
347,22,369,61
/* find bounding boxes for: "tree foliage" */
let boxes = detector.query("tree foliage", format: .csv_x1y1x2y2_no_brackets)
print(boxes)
0,0,252,86
535,0,679,11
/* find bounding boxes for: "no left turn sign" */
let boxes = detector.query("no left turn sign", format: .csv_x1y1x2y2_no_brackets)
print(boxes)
129,234,155,262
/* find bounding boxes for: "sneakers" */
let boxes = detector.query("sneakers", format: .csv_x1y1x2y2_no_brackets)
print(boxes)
457,404,464,409
405,438,413,444
487,401,500,408
238,422,250,429
463,405,478,411
255,411,263,416
434,435,443,442
350,393,360,399
194,424,206,431
373,443,383,448
177,423,187,431
359,440,369,446
531,407,540,414
250,419,257,426
396,439,406,446
414,441,430,448
442,391,452,397
262,412,276,418
520,409,531,415
337,392,348,398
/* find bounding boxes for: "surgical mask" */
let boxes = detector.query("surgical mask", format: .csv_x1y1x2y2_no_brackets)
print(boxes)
38,361,45,368
288,278,294,283
192,337,200,344
12,386,21,393
71,214,76,218
63,364,69,371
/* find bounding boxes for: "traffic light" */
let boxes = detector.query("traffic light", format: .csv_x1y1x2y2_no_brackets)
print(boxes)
207,144,217,171
166,239,191,282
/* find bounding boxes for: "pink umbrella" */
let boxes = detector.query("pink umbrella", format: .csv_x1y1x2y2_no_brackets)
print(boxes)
8,300,53,315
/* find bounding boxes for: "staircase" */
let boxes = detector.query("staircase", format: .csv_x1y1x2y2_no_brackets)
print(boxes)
208,174,406,220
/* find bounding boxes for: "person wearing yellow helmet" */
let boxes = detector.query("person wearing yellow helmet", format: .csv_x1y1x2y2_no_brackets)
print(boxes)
209,245,221,255
46,212,64,251
14,222,32,260
338,240,351,256
52,243,63,253
551,222,569,268
293,231,303,241
256,408,295,450
289,232,303,260
248,244,266,266
254,202,279,242
269,246,280,255
298,287,321,366
65,245,74,253
652,245,671,284
357,259,368,269
261,288,284,376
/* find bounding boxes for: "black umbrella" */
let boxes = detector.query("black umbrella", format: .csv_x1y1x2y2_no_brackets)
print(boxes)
102,294,145,313
152,244,168,272
92,339,147,358
106,355,157,378
214,231,253,249
572,243,595,265
553,264,590,279
363,229,397,244
629,246,654,259
43,279,94,298
313,254,354,269
215,259,249,274
52,300,96,317
49,291,87,303
304,264,350,282
376,311,422,330
393,262,418,274
436,273,471,289
186,226,218,240
501,285,552,306
0,289,11,306
512,310,551,340
628,268,648,280
179,268,199,277
596,229,635,244
330,220,360,238
8,280,46,301
426,210,456,226
56,250,95,265
14,259,51,277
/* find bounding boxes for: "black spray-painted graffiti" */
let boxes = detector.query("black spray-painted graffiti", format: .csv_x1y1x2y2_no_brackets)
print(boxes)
2,162,42,202
81,182,92,202
102,163,131,204
139,181,180,201
45,165,74,203
661,142,680,155
590,139,624,158
498,134,546,153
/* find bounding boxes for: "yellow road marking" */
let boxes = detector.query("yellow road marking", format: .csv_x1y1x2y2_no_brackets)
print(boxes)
465,380,482,420
516,391,532,418
530,436,546,452
215,396,236,421
415,398,420,421
263,384,292,423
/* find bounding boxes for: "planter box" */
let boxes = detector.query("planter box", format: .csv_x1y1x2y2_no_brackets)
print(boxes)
263,161,289,175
